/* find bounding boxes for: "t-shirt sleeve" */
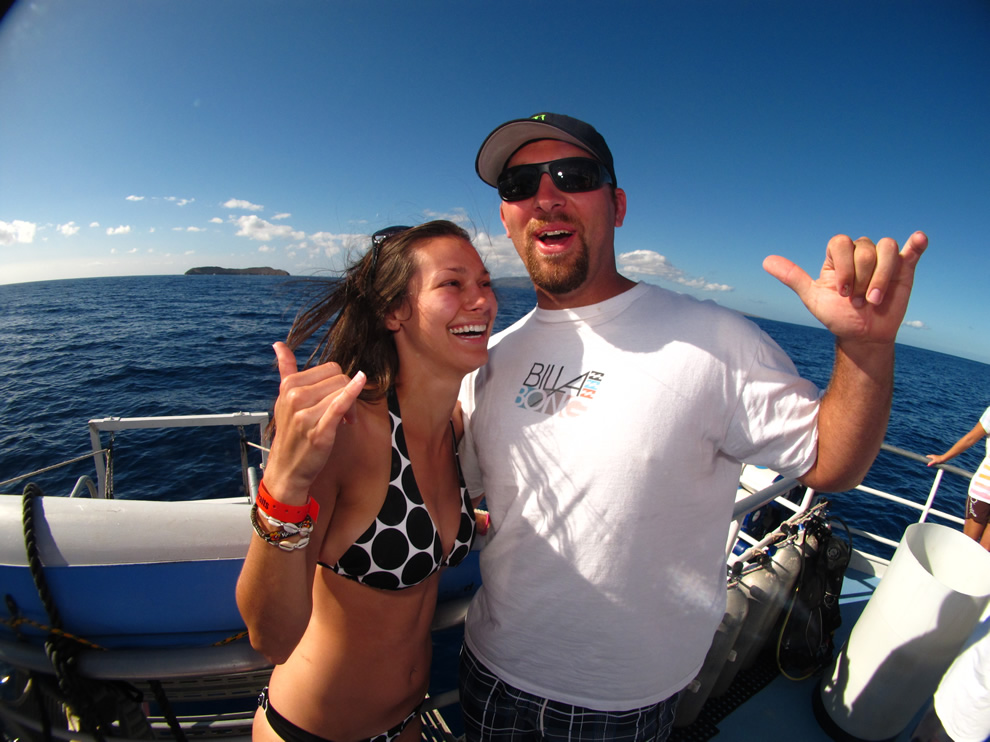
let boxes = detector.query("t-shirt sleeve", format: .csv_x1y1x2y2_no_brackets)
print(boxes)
457,372,485,499
980,406,990,434
723,330,821,480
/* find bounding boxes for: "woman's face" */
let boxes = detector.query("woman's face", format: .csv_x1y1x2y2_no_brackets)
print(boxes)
388,235,497,377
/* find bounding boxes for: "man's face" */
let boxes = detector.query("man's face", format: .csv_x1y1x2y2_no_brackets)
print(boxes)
499,139,626,307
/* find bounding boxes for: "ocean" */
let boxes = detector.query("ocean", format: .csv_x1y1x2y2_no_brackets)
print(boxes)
2,274,989,732
2,274,990,541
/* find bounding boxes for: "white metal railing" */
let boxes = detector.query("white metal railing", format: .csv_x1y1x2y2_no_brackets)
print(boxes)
726,442,974,572
87,412,270,499
68,475,99,498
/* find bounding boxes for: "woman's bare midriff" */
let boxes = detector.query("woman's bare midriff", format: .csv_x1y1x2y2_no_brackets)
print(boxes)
254,568,440,741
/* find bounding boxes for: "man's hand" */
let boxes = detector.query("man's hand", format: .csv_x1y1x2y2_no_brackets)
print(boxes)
763,231,928,344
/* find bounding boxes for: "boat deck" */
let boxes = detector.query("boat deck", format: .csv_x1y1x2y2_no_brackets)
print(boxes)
670,566,930,742
0,551,939,742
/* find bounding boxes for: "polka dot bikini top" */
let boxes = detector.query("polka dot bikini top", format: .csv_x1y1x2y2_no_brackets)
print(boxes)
317,390,476,590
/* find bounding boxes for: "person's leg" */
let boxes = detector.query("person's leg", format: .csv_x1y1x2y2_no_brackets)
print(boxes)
979,523,990,551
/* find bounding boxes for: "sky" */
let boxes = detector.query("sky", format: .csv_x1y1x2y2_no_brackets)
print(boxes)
1,0,988,364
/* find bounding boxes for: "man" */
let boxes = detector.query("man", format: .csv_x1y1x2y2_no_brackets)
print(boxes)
457,112,926,741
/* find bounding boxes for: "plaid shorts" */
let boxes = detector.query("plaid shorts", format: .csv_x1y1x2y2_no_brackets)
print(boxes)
458,646,678,742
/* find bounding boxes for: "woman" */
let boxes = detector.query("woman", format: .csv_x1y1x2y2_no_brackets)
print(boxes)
926,405,990,550
236,220,496,742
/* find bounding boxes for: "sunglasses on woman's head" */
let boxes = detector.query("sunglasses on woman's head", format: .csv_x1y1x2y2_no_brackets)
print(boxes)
496,157,613,202
369,225,412,275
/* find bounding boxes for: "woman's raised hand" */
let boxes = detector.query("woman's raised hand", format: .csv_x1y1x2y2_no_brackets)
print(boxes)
262,341,367,502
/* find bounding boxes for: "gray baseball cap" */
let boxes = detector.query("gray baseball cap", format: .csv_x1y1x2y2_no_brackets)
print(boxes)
475,112,616,188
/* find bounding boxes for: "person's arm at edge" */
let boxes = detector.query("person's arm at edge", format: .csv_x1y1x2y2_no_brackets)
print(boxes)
927,422,989,467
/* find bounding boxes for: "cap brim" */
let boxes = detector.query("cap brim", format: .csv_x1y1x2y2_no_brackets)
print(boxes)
475,119,596,187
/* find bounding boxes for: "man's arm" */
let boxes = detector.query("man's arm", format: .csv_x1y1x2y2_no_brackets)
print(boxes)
763,231,928,492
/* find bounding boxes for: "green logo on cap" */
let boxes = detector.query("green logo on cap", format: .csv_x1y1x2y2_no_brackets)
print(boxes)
531,114,546,121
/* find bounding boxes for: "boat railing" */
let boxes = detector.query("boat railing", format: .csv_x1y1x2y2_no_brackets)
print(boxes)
727,441,974,576
0,451,109,494
87,412,270,499
67,475,99,498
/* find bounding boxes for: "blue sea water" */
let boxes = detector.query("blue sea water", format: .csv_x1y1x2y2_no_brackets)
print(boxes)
2,274,990,542
749,314,990,548
2,273,990,544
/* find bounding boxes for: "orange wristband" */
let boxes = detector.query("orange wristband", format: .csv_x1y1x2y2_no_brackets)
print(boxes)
256,479,320,523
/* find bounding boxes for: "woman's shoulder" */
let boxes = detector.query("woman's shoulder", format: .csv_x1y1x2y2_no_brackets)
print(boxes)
305,400,391,536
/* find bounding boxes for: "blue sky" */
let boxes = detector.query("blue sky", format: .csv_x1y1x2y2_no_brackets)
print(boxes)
1,0,988,363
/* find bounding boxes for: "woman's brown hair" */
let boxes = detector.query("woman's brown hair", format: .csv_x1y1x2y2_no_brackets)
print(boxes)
283,220,473,402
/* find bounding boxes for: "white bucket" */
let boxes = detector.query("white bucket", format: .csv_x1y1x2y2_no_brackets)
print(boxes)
820,523,990,740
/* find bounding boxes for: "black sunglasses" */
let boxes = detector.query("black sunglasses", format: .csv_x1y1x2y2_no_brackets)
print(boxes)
369,225,412,275
497,157,613,202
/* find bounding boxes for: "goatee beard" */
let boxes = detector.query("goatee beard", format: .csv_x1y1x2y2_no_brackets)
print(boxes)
524,239,589,295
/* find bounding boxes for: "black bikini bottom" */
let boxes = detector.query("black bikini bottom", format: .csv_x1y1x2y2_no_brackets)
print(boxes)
258,686,420,742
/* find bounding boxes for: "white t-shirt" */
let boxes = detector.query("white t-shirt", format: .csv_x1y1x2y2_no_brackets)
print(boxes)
934,615,990,742
459,283,820,709
968,406,990,503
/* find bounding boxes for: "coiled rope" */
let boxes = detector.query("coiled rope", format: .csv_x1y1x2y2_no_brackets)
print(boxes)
21,482,156,740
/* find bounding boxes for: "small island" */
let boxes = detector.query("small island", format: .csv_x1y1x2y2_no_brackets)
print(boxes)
184,266,289,276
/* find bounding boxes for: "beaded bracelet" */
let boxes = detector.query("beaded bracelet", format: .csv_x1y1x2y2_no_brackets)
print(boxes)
250,503,312,551
256,479,320,524
258,509,315,537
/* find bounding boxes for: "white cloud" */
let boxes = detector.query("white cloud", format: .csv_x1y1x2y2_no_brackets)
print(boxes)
902,320,929,330
425,208,471,225
209,217,223,224
0,220,38,245
309,231,356,250
165,196,194,207
271,213,291,221
90,221,100,228
106,225,132,236
258,245,274,253
470,230,524,278
128,247,138,253
186,226,206,232
58,221,80,237
618,250,733,292
223,198,264,212
233,214,304,242
126,195,145,201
